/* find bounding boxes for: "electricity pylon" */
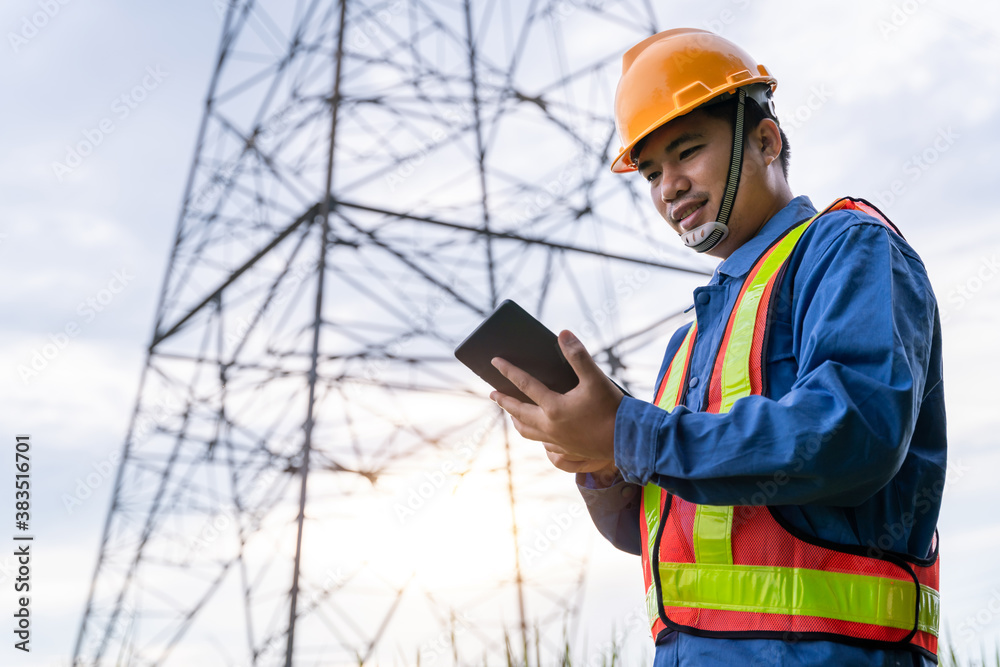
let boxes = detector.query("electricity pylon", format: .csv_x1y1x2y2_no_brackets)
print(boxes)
73,1,709,664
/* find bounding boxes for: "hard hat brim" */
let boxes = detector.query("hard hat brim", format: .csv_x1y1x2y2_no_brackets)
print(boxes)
610,76,776,173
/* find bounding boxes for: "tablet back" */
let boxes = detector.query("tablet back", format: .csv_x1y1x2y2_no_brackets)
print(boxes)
454,300,579,405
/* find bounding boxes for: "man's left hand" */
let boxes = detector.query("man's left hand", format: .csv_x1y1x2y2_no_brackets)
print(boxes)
490,330,624,461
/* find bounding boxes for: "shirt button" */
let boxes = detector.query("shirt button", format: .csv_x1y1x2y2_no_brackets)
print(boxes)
688,376,700,389
696,292,710,305
621,486,636,499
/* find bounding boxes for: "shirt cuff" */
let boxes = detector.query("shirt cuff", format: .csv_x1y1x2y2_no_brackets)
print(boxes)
613,395,668,486
574,472,640,508
578,470,623,489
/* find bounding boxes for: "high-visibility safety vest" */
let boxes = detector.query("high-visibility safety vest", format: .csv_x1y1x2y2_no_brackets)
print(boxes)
640,197,940,659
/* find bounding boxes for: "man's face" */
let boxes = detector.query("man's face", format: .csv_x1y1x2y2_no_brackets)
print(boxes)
634,107,770,258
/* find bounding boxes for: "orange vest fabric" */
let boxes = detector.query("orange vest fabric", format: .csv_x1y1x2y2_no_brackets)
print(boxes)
639,198,940,659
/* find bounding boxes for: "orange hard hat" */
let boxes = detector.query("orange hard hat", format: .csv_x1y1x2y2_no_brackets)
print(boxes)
610,28,777,173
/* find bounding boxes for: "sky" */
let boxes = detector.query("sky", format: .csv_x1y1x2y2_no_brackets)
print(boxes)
1,0,1000,665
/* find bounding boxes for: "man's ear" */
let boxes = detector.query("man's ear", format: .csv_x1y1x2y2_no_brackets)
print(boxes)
755,118,783,165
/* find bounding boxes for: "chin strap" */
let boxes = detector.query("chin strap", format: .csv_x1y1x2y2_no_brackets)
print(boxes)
681,87,747,253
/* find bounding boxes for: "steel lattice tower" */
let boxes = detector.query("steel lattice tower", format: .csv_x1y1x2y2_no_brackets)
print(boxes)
73,1,711,664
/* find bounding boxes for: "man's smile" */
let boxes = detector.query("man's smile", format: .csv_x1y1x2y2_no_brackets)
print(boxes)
670,199,708,231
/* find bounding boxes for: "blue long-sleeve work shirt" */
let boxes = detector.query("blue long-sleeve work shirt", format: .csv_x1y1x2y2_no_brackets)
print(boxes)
578,196,947,666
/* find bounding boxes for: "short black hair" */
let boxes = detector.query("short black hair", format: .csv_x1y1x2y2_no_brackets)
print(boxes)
701,94,790,180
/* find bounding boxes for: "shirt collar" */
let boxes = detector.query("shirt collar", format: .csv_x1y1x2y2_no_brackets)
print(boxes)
715,195,818,279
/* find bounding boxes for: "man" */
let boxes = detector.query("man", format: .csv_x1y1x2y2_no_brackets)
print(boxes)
489,28,945,666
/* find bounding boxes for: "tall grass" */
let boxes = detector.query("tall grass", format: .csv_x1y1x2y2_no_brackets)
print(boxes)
412,625,623,667
939,624,1000,667
496,625,620,667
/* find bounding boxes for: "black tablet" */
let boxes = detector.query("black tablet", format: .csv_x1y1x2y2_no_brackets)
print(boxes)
454,300,579,405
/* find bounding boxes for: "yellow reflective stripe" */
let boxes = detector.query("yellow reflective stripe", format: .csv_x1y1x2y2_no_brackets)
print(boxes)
645,585,660,631
718,218,815,414
658,561,934,632
657,324,696,411
642,483,661,558
644,320,693,631
642,483,664,629
919,584,940,637
692,505,734,565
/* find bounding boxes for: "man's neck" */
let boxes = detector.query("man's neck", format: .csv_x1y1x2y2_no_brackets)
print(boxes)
760,190,795,231
707,187,795,260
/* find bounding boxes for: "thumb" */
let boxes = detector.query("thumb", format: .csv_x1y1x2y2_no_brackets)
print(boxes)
557,330,602,383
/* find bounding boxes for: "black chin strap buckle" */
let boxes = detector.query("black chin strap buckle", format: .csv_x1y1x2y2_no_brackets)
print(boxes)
681,221,730,252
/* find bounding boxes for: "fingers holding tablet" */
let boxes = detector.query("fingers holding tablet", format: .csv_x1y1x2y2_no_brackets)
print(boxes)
455,300,626,461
